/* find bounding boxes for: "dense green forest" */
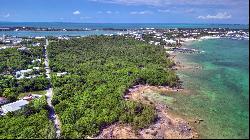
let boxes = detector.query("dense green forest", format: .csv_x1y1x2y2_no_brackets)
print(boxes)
0,76,50,101
0,96,55,139
0,46,44,75
48,36,179,138
0,46,50,101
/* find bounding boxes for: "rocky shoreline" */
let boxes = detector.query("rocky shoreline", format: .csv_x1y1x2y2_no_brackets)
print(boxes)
169,40,204,72
94,85,198,139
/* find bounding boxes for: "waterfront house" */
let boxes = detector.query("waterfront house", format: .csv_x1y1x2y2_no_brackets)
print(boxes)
35,36,45,39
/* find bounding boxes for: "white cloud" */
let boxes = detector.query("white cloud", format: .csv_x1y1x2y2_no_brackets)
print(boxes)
198,12,232,19
3,13,10,18
158,9,170,13
130,10,153,15
73,10,80,15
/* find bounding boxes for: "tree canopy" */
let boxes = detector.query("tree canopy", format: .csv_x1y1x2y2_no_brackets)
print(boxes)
0,96,55,139
48,36,179,138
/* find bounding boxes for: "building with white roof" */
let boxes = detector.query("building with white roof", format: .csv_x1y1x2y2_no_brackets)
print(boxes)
35,36,45,39
15,69,33,79
1,100,29,115
57,72,68,77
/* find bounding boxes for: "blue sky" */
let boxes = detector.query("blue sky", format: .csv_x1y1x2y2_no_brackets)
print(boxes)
0,0,249,24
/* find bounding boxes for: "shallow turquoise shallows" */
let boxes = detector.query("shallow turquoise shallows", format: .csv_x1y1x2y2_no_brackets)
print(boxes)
166,39,249,139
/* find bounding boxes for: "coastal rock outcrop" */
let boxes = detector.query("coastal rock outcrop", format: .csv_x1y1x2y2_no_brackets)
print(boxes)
94,85,198,139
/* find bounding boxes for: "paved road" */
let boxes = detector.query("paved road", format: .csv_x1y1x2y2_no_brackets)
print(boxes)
44,39,51,79
44,39,61,138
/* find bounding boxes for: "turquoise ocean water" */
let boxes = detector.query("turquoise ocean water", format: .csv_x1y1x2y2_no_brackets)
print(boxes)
0,22,248,37
164,39,249,138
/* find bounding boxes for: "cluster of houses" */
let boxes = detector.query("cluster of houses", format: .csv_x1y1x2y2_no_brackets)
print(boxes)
123,28,249,47
15,67,41,79
0,34,44,50
14,58,42,79
0,34,22,45
58,36,70,40
0,94,42,116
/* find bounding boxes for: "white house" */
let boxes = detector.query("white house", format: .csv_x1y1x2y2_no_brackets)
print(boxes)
35,36,45,39
163,39,176,44
155,42,161,45
32,42,41,47
15,69,33,79
57,72,68,77
149,41,154,44
1,100,29,115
